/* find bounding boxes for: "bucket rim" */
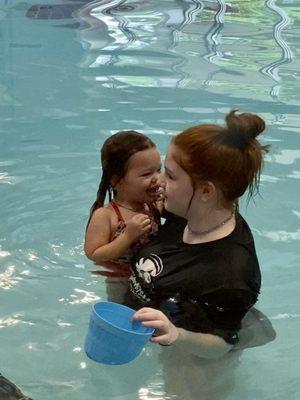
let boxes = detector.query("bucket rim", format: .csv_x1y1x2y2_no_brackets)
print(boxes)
92,301,155,337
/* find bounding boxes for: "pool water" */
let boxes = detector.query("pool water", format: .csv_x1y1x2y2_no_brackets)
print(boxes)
0,0,300,399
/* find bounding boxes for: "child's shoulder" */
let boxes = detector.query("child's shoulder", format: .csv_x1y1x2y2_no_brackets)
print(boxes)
91,205,115,222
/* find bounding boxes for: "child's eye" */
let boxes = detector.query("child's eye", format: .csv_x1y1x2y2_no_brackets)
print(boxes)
141,172,151,177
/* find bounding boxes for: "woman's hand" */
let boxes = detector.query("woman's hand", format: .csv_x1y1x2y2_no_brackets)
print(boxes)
132,307,179,346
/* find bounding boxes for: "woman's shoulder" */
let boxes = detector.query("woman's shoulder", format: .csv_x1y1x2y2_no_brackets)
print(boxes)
233,213,256,242
229,214,260,271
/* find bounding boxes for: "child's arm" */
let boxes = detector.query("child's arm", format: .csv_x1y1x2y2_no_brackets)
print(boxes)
84,208,151,264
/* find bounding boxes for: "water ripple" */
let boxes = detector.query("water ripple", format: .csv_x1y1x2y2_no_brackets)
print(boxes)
0,313,35,328
203,0,226,66
0,265,22,290
260,229,300,242
261,0,293,98
270,313,300,320
60,288,101,305
265,149,300,165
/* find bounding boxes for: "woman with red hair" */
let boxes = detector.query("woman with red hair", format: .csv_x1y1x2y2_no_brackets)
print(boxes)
126,110,270,358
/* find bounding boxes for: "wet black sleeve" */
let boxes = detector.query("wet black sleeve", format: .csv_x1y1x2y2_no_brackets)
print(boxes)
175,288,258,345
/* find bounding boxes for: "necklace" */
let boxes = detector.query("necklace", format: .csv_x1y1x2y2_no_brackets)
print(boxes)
112,200,145,213
186,209,235,236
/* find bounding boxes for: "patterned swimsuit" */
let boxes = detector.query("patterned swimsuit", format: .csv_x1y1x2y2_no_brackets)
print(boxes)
92,201,160,278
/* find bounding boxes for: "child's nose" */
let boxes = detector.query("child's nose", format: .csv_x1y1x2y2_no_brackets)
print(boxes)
155,174,165,187
152,171,160,183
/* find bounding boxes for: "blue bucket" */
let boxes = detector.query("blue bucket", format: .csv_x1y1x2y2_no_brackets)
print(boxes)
84,301,154,365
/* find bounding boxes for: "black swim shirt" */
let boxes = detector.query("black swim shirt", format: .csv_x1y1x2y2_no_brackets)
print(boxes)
124,212,261,345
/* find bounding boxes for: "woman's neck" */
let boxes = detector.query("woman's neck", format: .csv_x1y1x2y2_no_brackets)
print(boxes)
184,206,236,244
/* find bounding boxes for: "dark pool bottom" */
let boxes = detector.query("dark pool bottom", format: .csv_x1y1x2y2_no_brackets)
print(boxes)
0,374,32,400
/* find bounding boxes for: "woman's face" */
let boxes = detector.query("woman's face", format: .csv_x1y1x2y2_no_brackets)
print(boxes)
164,144,194,218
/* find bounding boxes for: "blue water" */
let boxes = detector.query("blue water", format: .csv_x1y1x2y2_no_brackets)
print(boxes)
0,0,299,399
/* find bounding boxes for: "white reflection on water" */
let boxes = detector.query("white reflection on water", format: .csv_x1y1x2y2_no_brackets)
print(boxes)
292,210,300,218
138,387,166,400
203,0,226,66
287,170,300,179
0,250,10,257
262,0,293,98
265,149,300,165
270,313,300,320
57,320,72,327
0,313,35,328
260,229,300,242
0,171,15,184
0,265,22,290
73,347,82,353
260,174,281,183
26,251,38,261
61,288,101,305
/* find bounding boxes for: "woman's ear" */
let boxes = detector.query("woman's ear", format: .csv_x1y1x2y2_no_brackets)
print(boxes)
197,181,216,202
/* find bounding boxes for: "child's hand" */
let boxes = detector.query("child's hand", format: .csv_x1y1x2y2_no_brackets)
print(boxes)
125,214,152,241
153,186,165,214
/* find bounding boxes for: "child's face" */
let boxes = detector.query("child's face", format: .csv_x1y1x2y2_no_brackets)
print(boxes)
116,147,162,203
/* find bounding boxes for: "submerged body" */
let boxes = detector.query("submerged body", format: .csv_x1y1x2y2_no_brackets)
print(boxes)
0,374,32,400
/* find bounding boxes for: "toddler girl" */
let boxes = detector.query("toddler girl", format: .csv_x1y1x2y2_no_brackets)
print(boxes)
84,130,162,302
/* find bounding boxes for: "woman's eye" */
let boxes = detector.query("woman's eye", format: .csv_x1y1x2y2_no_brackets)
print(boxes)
165,171,174,180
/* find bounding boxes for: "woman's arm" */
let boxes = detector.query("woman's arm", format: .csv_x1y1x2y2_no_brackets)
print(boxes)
176,328,232,359
133,308,232,359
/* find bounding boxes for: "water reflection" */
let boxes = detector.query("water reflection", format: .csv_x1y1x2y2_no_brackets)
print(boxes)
0,265,22,290
203,0,226,65
75,0,233,88
74,0,297,104
261,0,293,98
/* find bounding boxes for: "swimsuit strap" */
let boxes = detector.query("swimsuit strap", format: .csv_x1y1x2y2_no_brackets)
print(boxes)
110,201,125,223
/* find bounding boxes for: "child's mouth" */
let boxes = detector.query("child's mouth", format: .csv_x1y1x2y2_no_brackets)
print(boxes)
147,186,164,196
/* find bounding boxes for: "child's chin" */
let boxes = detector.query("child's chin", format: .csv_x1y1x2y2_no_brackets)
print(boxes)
147,192,158,201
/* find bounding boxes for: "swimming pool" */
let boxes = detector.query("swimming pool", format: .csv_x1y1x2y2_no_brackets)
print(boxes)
0,0,299,399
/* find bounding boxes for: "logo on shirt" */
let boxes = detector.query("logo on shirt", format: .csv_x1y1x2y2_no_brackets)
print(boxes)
135,254,163,284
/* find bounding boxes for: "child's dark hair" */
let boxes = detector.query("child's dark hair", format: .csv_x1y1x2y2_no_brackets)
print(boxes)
87,130,155,226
